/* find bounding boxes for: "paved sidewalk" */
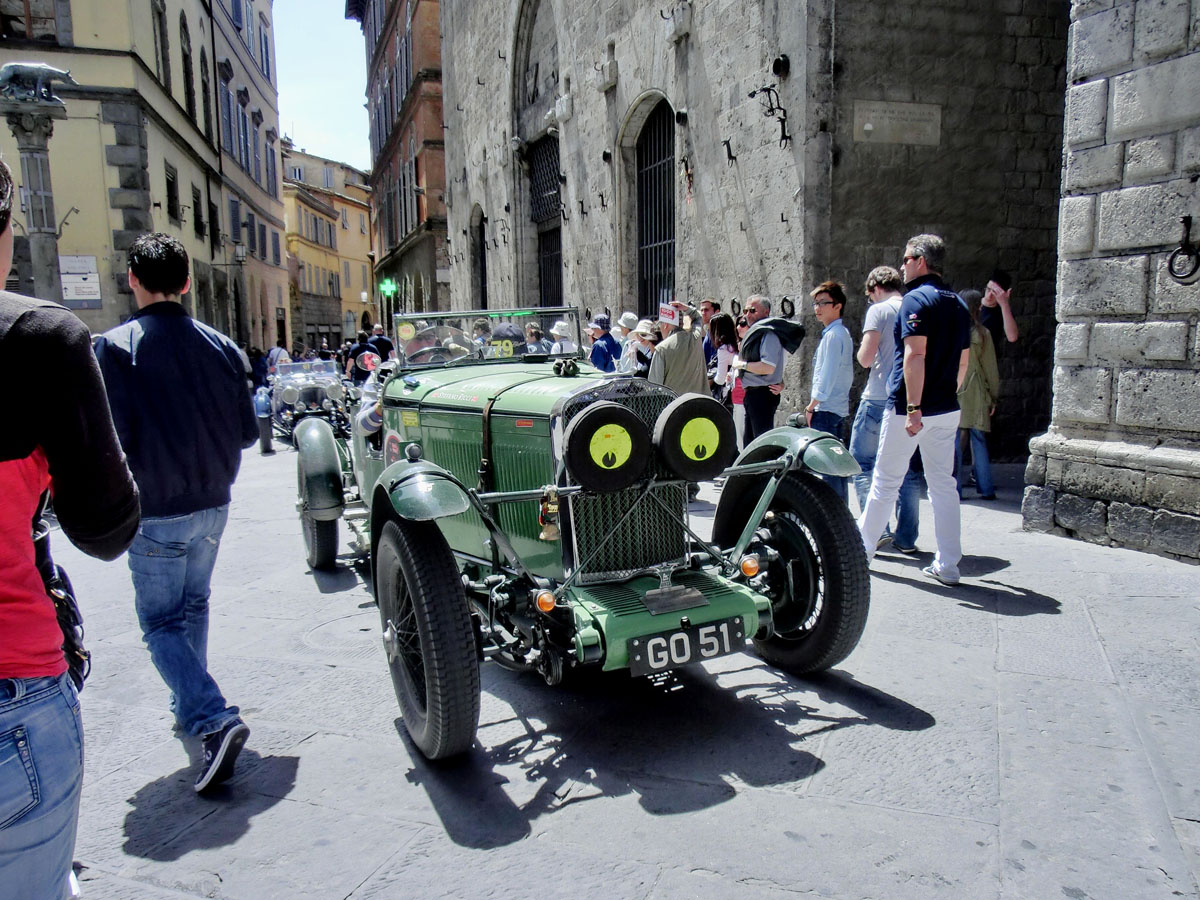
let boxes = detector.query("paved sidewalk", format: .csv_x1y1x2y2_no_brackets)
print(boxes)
52,450,1199,899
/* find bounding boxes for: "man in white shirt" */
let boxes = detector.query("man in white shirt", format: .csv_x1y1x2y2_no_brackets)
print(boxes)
850,266,922,551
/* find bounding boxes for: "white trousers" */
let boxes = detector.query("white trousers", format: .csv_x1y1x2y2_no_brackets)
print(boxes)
858,409,962,578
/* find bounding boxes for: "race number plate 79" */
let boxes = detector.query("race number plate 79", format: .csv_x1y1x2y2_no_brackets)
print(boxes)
627,617,746,676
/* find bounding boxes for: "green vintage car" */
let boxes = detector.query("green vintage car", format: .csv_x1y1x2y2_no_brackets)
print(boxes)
294,306,868,759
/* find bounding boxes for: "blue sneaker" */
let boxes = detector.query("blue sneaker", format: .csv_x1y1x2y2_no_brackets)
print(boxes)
195,719,249,793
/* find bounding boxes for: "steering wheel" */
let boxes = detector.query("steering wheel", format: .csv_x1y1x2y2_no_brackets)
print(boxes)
405,347,449,364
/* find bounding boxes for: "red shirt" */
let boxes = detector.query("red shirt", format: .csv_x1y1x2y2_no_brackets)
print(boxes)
0,448,67,678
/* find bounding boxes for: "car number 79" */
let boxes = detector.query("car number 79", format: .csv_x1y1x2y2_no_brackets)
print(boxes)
628,617,746,676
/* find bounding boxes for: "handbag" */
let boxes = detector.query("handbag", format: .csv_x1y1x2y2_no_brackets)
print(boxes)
32,492,90,691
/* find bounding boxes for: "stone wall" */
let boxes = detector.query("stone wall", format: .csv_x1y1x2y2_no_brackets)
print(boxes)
439,0,1066,451
1023,0,1200,562
829,0,1068,460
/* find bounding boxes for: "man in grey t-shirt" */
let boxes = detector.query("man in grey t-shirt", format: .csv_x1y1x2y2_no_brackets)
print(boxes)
734,295,786,443
848,266,921,551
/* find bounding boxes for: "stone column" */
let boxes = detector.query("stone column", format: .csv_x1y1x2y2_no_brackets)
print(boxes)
1023,1,1200,562
1,103,67,303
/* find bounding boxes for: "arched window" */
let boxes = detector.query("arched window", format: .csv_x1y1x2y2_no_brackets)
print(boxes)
527,136,562,307
636,100,675,317
200,48,213,142
180,13,196,121
151,0,171,92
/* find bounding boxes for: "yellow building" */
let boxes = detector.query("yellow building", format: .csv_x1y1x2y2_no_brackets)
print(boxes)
283,180,343,353
0,0,286,350
281,141,374,346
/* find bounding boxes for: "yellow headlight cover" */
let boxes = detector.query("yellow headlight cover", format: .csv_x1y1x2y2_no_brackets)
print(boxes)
680,417,720,461
589,424,633,470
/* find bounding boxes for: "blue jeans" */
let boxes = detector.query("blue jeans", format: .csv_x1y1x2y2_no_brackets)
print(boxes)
809,409,849,504
0,673,82,900
849,399,921,547
129,506,239,737
956,428,995,497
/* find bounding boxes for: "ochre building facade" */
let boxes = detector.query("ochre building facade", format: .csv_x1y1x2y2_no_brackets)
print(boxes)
0,0,287,350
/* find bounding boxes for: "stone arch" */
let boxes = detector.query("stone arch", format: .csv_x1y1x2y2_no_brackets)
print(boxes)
511,0,563,309
617,92,677,317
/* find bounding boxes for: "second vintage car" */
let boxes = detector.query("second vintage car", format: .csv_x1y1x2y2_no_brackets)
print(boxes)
295,306,868,759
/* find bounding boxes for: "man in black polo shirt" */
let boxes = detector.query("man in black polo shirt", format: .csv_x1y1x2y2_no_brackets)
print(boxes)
858,234,970,586
368,323,395,361
345,330,373,384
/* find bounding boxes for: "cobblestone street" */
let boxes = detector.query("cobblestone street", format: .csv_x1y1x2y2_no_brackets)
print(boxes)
49,446,1200,899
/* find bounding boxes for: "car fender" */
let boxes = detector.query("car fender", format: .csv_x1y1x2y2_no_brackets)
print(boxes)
376,459,473,522
295,417,344,520
733,424,860,478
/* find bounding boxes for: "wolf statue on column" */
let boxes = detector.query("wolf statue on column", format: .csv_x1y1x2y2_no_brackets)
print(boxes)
0,63,77,105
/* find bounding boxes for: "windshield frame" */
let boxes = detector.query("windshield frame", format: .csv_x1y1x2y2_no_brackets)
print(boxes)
388,306,585,369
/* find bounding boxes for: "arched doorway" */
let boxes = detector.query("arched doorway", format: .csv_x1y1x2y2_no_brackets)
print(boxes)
470,204,488,309
635,99,675,318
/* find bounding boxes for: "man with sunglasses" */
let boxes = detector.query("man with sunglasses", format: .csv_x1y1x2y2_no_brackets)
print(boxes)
857,235,970,586
804,281,853,502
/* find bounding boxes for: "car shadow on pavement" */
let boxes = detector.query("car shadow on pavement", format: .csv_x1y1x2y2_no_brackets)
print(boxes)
309,566,360,593
121,751,300,860
402,661,933,849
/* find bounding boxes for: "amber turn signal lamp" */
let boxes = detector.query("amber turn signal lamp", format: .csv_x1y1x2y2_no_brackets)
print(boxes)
740,555,760,577
535,590,557,613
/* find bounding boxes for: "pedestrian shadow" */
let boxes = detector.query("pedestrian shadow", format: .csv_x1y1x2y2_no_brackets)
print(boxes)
403,660,933,849
121,751,299,860
972,580,1062,616
871,568,1061,617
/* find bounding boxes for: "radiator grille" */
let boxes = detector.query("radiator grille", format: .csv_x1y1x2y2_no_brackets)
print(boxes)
562,379,685,582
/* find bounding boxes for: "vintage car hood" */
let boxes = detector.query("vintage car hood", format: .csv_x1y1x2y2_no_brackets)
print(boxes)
383,361,610,417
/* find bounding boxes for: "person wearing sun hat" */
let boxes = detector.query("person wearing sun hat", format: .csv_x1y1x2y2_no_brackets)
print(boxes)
630,318,657,377
615,310,640,374
549,320,577,355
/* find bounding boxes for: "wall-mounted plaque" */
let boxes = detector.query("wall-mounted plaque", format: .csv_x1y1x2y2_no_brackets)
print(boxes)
59,255,102,308
853,101,941,146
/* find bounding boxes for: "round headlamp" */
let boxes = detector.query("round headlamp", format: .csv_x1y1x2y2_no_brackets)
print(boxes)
280,385,300,405
322,399,333,411
325,382,344,401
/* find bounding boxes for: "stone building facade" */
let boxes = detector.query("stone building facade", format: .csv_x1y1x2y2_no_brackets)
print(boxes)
0,0,287,349
1023,0,1200,562
436,0,1069,457
345,0,448,327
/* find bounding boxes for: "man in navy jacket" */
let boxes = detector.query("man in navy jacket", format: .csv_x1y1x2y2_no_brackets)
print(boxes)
94,233,257,793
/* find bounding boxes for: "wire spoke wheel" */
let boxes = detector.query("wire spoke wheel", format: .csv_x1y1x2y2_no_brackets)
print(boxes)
375,519,480,759
713,471,869,674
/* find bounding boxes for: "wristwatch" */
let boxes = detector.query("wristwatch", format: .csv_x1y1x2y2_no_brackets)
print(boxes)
906,403,921,414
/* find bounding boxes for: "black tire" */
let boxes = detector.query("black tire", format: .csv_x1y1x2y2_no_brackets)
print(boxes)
302,514,339,570
297,464,339,571
713,471,869,674
375,519,480,759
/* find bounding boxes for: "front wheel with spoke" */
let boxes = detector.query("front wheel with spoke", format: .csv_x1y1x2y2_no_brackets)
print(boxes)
713,471,869,674
375,519,480,759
